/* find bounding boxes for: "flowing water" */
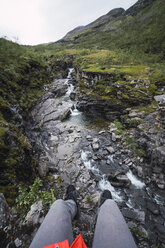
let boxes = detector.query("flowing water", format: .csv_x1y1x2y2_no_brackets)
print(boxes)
31,68,165,246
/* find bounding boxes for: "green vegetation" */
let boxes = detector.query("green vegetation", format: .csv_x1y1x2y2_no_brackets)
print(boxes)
16,177,56,219
130,227,148,240
0,38,52,205
114,119,125,135
86,193,92,202
123,136,146,157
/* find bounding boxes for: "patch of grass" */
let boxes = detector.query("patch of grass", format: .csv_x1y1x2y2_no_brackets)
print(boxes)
123,136,146,157
114,119,125,135
130,227,148,240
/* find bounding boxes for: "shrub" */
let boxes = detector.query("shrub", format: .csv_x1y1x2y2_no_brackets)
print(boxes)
16,177,56,218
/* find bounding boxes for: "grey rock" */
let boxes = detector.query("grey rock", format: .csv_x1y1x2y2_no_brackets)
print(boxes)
0,193,11,229
147,201,159,215
86,135,93,141
14,238,22,248
106,146,115,154
93,138,99,143
24,200,43,226
70,92,76,100
157,184,165,190
60,108,71,121
154,94,165,104
106,160,111,165
116,175,131,185
92,143,100,151
112,132,116,142
38,163,49,177
122,208,145,223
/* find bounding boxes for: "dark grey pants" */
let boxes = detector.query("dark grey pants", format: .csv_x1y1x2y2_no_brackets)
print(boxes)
30,199,137,248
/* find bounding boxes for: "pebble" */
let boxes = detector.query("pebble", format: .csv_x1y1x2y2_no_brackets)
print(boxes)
106,146,115,154
86,135,93,141
92,143,100,151
14,238,22,248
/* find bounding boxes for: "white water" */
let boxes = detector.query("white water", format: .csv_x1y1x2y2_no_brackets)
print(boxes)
108,155,114,163
67,68,74,79
99,176,123,202
81,150,122,202
66,84,74,96
81,150,100,174
126,170,145,189
70,104,81,117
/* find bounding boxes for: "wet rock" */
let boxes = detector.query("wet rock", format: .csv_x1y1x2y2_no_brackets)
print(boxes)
154,224,165,243
136,166,143,178
86,135,93,141
60,108,71,121
157,184,165,190
92,142,100,151
147,201,159,215
52,85,68,97
106,160,111,165
70,92,76,100
112,132,116,142
116,175,131,186
106,146,115,154
14,238,22,248
24,200,43,227
122,208,145,223
38,163,49,177
69,136,75,143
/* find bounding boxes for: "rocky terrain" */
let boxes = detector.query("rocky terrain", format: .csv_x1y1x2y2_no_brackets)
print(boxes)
1,68,164,248
0,0,165,247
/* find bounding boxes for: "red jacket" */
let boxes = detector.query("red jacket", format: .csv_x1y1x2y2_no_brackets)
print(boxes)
43,234,87,248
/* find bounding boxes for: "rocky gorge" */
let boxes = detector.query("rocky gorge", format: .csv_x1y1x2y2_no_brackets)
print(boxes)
1,67,164,248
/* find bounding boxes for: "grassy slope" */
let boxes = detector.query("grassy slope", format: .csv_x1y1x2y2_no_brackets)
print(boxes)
0,38,49,204
58,0,165,62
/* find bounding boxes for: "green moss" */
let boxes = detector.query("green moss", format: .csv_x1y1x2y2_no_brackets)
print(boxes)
130,227,148,240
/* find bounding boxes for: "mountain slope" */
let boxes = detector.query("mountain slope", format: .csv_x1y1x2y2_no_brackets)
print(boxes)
53,0,165,63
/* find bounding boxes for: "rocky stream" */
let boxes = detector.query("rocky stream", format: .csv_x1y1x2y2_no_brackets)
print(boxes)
1,69,165,248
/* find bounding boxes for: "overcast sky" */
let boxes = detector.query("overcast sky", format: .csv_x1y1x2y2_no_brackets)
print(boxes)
0,0,137,45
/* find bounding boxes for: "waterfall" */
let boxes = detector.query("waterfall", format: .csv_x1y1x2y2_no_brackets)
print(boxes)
126,170,145,189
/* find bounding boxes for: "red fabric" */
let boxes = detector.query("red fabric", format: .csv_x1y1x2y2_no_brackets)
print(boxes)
43,234,87,248
43,239,69,248
70,234,87,248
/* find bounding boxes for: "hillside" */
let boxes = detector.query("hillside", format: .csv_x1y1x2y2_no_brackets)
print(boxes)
0,38,50,203
50,0,165,65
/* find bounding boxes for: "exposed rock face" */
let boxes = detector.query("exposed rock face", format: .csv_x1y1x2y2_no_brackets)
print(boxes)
0,194,11,229
125,0,156,16
0,194,12,247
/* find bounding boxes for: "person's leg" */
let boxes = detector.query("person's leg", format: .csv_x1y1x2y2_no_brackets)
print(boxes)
30,199,77,248
92,199,137,248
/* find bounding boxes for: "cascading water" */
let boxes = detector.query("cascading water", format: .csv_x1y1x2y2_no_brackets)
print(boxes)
34,67,165,246
126,170,145,189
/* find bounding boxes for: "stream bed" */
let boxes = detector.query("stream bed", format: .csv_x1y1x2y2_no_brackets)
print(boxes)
30,69,165,248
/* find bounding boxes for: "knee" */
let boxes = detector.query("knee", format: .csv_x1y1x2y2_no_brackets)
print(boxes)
51,199,65,209
100,199,119,213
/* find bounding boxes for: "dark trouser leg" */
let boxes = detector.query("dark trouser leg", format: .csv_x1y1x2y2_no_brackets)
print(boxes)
92,199,137,248
30,199,77,248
